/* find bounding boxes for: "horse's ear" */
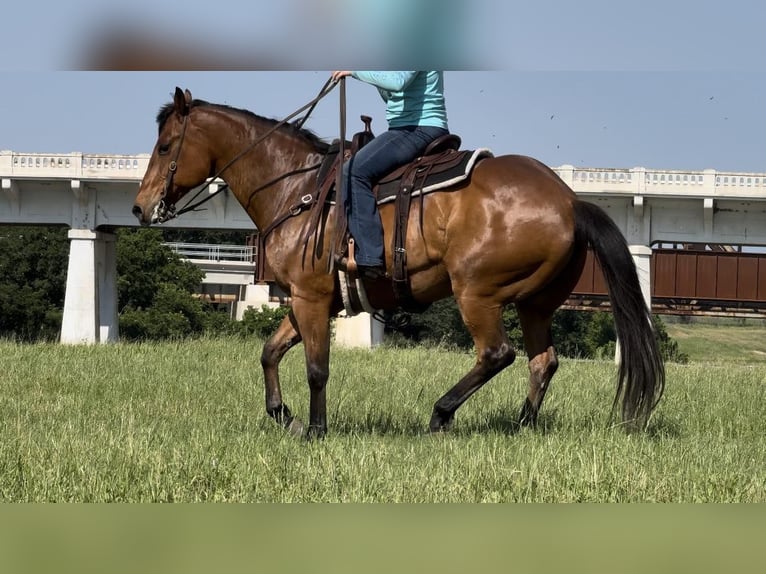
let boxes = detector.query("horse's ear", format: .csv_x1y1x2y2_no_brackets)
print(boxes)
173,86,190,116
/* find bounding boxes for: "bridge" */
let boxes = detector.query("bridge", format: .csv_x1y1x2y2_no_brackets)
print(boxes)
2,150,766,344
162,242,277,319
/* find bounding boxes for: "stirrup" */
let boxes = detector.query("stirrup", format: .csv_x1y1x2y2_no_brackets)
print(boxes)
335,238,358,273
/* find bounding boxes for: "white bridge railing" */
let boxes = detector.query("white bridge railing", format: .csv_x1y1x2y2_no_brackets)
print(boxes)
1,151,150,180
163,242,254,262
552,165,766,198
3,150,766,199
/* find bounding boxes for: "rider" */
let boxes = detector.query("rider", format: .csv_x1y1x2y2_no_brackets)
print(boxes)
330,71,449,280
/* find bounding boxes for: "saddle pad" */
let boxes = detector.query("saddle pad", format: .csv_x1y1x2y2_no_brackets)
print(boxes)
324,148,493,206
376,148,493,205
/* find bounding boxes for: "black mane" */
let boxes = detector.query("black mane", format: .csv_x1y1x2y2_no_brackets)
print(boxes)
156,99,330,154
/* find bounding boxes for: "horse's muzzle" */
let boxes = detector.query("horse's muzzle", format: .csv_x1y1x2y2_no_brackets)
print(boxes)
132,204,151,227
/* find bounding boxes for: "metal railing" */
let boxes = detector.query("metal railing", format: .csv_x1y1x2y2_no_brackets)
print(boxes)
164,242,254,262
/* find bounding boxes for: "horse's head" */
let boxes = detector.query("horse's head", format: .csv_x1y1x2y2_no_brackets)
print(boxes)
132,87,213,225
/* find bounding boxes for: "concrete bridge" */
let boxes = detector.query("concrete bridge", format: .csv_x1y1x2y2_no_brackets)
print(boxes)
2,149,766,345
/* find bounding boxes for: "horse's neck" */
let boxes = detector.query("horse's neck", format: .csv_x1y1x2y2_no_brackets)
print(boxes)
219,125,319,232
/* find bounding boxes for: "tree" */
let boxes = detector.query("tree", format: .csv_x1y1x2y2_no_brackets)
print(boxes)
161,229,251,246
384,299,474,349
0,226,69,341
116,228,224,340
385,297,685,362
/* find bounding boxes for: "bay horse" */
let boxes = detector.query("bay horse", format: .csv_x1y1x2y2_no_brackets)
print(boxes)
132,87,664,437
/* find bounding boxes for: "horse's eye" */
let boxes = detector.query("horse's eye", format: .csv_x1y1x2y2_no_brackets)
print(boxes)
158,143,170,155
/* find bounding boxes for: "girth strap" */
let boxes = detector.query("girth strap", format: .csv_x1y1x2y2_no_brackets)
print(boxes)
392,159,435,313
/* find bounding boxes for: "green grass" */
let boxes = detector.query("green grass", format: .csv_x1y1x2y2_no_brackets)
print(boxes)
665,323,766,364
0,337,764,502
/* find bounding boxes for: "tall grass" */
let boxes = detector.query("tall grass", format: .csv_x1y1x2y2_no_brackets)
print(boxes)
0,337,763,502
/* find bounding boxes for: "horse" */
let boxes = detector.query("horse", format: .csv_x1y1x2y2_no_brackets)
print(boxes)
132,86,665,438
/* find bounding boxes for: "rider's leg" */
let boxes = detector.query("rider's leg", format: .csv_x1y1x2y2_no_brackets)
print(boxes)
342,126,448,270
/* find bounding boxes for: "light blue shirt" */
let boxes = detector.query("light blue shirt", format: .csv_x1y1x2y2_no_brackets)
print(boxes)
351,71,448,130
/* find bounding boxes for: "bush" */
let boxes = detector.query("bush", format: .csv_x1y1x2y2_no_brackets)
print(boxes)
115,229,235,341
239,305,291,339
653,315,690,364
384,298,686,362
384,299,473,350
0,226,69,341
119,284,210,341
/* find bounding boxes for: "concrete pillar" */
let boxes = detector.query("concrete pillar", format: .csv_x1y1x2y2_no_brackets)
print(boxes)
334,312,384,349
97,234,119,342
630,245,653,309
235,283,279,320
615,245,653,364
61,230,118,344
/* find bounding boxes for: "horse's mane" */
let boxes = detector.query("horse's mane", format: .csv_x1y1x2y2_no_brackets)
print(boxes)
156,99,331,154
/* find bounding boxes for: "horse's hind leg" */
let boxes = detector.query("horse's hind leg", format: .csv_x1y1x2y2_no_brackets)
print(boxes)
515,302,558,428
430,300,516,432
261,311,302,432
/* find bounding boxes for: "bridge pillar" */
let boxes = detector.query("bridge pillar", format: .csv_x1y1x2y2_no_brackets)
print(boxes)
60,230,119,344
630,245,652,309
334,312,384,348
235,284,279,319
615,245,653,364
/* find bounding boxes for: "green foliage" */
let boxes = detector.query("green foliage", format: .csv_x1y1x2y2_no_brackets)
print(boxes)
385,299,473,349
161,229,250,246
0,225,689,361
114,229,288,341
0,226,69,341
115,228,230,341
116,228,204,311
387,298,611,357
118,284,210,340
653,315,690,364
239,305,290,339
386,298,683,362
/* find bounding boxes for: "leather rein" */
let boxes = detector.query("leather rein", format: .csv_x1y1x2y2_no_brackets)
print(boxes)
157,77,340,222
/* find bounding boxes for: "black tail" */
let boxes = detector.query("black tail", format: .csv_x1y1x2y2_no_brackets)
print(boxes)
573,200,665,430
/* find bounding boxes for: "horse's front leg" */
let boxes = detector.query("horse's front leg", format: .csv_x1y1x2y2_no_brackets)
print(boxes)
290,294,332,439
261,310,303,433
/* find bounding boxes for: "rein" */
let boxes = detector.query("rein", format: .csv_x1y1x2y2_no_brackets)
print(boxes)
168,77,339,219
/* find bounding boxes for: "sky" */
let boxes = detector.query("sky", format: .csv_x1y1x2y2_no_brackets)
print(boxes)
1,0,765,174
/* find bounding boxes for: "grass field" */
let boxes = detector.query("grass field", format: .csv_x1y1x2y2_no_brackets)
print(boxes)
665,322,766,364
0,336,763,502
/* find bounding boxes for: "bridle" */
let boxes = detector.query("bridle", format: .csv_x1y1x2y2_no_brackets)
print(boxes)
155,110,189,223
153,77,341,223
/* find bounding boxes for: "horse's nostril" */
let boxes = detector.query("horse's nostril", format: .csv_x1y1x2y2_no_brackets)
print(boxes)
132,205,143,219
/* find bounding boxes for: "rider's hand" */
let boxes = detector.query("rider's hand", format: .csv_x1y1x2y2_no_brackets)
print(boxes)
331,71,352,82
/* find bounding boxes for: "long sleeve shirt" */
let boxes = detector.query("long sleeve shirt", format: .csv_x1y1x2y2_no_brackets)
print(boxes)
351,71,448,130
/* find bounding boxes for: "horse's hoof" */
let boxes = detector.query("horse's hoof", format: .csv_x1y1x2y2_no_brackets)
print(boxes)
286,417,305,438
517,401,538,428
429,412,454,433
305,425,327,441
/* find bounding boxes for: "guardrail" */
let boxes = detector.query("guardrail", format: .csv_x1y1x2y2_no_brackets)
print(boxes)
553,165,766,199
3,150,766,199
1,150,151,179
163,242,253,262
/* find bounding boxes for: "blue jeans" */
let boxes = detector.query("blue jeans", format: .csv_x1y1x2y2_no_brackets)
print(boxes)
341,125,449,267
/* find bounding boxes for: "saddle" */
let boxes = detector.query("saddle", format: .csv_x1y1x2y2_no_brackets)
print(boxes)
304,116,491,314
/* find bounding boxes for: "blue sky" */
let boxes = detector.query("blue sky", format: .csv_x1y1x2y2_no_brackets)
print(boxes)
1,1,764,173
1,71,763,173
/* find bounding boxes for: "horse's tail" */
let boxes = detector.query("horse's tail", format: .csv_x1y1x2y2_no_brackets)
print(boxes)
573,199,665,430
